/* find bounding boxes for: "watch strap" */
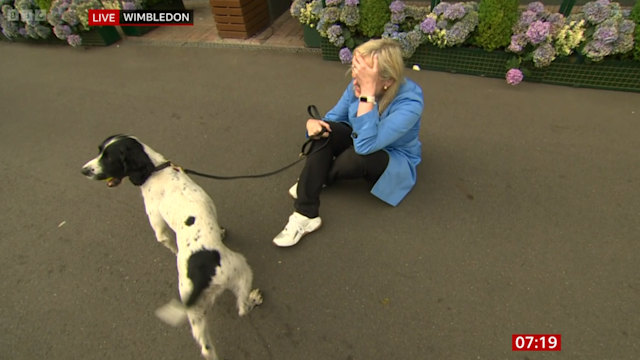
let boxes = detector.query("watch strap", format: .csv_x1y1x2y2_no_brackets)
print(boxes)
359,95,376,104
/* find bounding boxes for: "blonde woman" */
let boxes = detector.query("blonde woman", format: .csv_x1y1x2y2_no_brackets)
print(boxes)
273,38,424,247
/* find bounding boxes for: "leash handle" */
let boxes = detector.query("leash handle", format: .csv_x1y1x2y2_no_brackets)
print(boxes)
307,105,321,120
306,104,326,139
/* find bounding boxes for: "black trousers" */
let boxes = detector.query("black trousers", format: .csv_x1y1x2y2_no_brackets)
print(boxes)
295,122,389,218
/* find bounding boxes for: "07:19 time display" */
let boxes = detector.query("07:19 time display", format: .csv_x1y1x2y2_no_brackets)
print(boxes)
512,334,562,351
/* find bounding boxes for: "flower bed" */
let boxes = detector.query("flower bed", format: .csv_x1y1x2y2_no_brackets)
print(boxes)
525,55,640,92
313,0,640,92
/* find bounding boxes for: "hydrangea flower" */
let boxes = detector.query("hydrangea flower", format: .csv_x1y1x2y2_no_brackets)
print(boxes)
0,0,52,40
526,20,551,44
67,33,81,47
593,24,618,43
420,16,437,34
532,42,556,67
422,1,479,48
389,0,405,13
573,0,637,61
326,24,344,47
432,2,450,16
380,0,430,58
508,33,528,53
506,68,524,85
582,0,612,25
47,0,108,46
443,3,466,21
527,1,545,14
340,4,359,27
339,47,353,64
509,2,570,68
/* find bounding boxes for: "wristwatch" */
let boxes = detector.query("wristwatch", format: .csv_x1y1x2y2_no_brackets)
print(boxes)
359,95,376,104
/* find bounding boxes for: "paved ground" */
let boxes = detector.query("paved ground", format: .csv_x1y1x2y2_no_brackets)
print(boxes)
1,41,639,360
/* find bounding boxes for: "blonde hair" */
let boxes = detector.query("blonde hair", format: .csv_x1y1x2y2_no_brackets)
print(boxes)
353,39,405,114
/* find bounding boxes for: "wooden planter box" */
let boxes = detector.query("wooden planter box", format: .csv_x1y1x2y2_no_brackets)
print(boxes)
210,0,269,39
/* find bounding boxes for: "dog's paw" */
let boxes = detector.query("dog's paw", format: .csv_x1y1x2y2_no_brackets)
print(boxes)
249,289,263,306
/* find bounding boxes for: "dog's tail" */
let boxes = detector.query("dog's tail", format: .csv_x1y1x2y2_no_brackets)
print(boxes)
155,250,221,327
155,299,188,327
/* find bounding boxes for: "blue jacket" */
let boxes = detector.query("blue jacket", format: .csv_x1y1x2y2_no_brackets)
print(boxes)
324,78,424,206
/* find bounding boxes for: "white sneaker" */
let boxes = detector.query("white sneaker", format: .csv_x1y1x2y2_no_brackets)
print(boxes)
289,182,298,199
273,212,322,247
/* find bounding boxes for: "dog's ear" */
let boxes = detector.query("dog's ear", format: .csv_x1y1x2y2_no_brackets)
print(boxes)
120,139,155,186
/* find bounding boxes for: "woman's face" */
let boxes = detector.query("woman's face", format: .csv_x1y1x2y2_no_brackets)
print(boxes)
351,52,389,98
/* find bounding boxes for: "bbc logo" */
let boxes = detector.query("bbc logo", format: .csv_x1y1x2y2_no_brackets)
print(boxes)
3,9,47,22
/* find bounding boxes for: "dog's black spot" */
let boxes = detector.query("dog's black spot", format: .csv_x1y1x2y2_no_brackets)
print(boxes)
185,216,196,226
205,345,211,350
184,250,221,307
96,135,155,186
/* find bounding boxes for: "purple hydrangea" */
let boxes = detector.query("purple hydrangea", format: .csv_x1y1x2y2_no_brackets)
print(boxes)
339,47,353,64
420,17,436,34
432,2,450,16
444,22,467,44
508,33,527,53
506,68,524,85
526,20,550,44
327,24,344,47
122,1,137,10
67,33,81,47
593,25,618,43
532,43,556,67
53,24,72,39
322,7,340,23
384,22,400,35
619,19,635,34
340,5,359,26
391,12,406,24
582,0,611,24
547,13,565,36
527,2,545,14
583,39,614,61
390,0,405,13
325,0,342,6
344,0,358,6
443,3,466,21
517,10,538,30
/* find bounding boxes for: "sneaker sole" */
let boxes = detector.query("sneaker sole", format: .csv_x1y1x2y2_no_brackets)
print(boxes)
272,221,322,247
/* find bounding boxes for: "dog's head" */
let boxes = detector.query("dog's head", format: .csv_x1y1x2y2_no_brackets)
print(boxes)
81,135,156,187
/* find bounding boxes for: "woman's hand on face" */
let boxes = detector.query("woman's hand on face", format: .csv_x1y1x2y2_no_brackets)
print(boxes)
352,52,379,95
306,119,331,138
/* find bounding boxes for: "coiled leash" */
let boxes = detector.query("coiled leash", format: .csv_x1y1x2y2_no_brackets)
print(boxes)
181,105,329,180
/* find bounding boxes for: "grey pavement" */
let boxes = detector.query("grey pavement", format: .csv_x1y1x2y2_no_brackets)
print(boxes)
1,41,639,360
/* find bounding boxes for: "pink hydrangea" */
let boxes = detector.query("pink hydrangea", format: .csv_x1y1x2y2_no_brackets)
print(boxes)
506,68,524,85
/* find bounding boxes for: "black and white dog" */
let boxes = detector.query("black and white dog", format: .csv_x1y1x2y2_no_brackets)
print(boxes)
81,135,262,360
